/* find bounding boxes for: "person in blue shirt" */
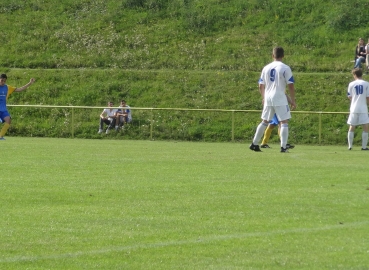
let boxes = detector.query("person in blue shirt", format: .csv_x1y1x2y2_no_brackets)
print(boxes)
115,99,132,130
0,73,36,140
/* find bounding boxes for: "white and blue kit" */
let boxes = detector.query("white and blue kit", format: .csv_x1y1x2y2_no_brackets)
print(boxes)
258,61,294,121
347,79,369,125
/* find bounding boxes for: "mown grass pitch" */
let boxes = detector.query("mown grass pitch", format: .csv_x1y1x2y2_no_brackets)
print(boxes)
0,138,368,269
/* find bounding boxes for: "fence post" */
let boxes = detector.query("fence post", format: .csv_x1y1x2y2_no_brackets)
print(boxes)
319,112,322,145
150,109,153,140
231,110,235,142
72,107,74,138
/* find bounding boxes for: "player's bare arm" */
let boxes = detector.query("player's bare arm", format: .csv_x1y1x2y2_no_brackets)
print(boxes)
287,83,296,109
116,111,127,116
15,78,36,92
259,84,265,103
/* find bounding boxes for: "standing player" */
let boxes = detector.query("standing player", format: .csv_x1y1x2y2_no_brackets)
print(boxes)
249,47,296,152
0,74,36,140
347,68,369,150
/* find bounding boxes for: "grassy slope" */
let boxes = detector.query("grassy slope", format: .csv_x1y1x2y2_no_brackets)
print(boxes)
1,0,367,71
0,0,368,143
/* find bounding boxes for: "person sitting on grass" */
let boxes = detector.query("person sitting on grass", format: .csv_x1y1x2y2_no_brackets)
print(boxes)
365,37,369,73
115,99,132,131
98,101,118,134
354,38,366,69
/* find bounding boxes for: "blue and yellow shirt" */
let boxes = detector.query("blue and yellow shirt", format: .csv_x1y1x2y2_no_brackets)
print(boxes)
0,85,16,111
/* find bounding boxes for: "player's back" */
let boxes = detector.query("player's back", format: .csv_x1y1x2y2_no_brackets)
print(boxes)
260,61,294,106
348,79,369,113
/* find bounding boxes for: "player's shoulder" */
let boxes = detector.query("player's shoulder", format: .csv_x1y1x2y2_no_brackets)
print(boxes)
348,80,356,86
361,79,369,85
354,79,369,85
278,61,291,70
271,61,291,72
262,61,291,74
262,61,276,69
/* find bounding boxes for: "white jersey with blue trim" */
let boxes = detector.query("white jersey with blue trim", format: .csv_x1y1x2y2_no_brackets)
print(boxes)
347,79,369,113
258,61,294,106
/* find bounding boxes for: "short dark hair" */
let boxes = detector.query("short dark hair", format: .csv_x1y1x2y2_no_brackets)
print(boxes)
121,100,126,103
0,74,7,79
273,47,284,59
352,68,363,78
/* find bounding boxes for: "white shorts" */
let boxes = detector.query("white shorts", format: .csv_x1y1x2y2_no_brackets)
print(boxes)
347,113,369,125
261,105,291,122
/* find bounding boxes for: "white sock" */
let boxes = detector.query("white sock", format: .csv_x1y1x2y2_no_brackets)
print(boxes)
280,123,288,148
252,122,268,145
348,131,354,148
362,132,368,149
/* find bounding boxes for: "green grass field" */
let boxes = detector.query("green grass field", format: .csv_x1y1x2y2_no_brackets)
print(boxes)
1,137,368,269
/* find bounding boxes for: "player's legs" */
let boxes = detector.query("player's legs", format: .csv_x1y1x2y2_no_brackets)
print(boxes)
280,121,289,149
361,120,369,149
261,124,275,146
347,114,357,149
252,120,269,144
348,125,355,149
347,113,369,149
362,130,368,149
0,113,11,139
271,114,282,139
261,114,279,146
251,106,274,147
0,123,9,138
275,106,291,150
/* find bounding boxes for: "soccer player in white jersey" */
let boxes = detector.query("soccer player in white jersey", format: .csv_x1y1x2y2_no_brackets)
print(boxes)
250,47,296,153
347,68,369,150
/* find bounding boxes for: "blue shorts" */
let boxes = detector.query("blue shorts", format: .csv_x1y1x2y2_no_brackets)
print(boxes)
270,114,279,125
0,110,10,122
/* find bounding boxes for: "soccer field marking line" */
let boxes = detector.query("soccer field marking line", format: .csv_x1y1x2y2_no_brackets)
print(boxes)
1,220,368,263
